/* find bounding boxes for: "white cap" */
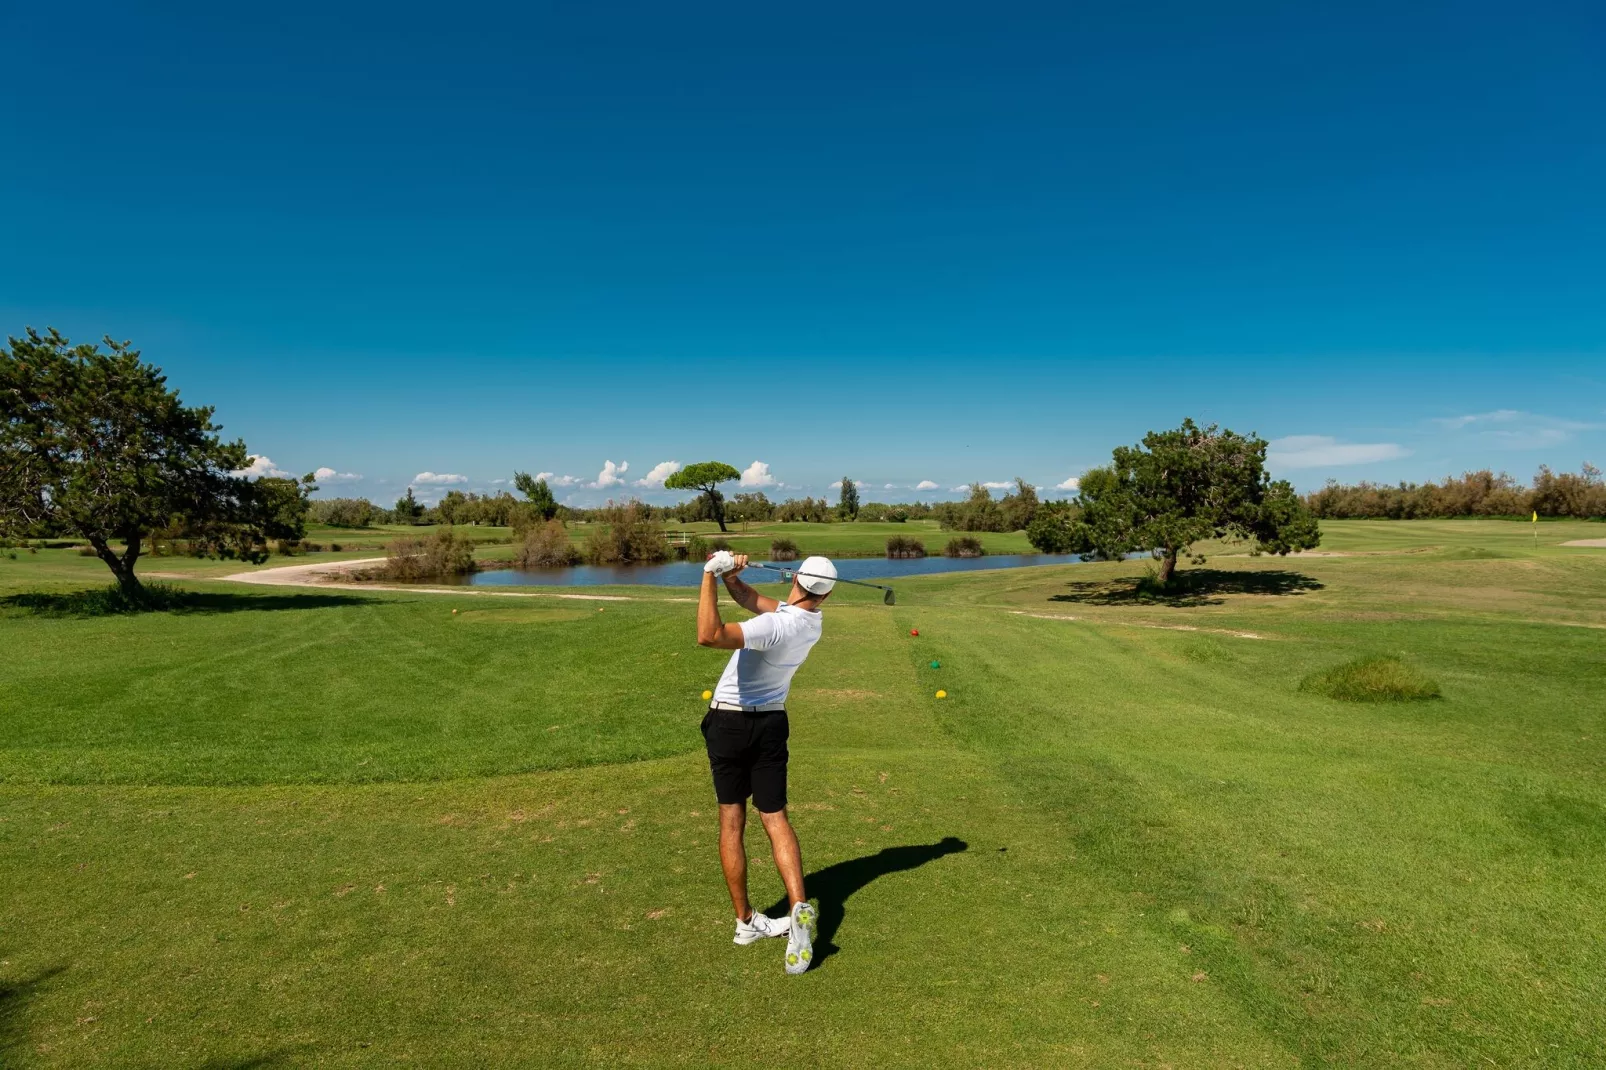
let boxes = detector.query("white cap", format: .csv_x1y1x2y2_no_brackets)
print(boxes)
796,556,837,595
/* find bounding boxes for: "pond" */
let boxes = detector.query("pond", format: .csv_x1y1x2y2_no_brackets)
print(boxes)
447,553,1092,589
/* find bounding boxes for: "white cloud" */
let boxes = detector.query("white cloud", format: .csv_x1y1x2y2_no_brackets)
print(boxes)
534,471,554,481
981,481,1012,490
1055,476,1080,491
550,474,580,487
1266,436,1409,469
1432,410,1602,450
635,460,682,488
591,460,630,488
949,485,969,493
587,460,631,488
313,466,362,484
883,483,896,490
740,461,778,488
1433,410,1522,431
915,480,939,491
491,478,507,485
234,455,288,478
854,480,868,489
413,471,469,485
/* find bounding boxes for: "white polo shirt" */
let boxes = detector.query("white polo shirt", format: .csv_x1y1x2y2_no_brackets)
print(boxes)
711,602,823,708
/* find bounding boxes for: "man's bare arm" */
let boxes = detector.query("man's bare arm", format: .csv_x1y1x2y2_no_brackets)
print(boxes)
722,557,779,615
697,570,746,649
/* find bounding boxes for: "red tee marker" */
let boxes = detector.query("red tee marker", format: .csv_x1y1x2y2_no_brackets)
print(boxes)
910,628,919,636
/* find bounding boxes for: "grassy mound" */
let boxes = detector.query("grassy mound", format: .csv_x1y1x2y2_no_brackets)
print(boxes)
1300,655,1442,702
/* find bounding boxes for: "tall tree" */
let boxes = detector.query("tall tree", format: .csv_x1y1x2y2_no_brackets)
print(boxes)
999,476,1039,531
1072,419,1319,584
837,476,860,520
665,461,741,532
513,471,559,520
0,328,304,592
436,489,469,525
394,487,423,524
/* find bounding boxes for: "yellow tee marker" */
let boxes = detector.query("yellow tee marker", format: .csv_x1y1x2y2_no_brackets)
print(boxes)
935,690,948,699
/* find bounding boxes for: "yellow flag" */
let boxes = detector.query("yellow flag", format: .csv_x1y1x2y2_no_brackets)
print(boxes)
1532,511,1538,523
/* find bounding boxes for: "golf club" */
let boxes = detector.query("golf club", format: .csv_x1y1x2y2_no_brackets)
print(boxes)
745,562,896,605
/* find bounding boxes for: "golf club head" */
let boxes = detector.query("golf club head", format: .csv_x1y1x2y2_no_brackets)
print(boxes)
883,589,896,605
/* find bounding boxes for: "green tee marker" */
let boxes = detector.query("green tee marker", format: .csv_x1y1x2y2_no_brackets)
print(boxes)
930,660,941,669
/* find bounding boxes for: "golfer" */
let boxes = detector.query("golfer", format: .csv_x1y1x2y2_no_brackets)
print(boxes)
696,549,835,975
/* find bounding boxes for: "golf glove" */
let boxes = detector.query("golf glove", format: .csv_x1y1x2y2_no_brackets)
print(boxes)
704,550,737,576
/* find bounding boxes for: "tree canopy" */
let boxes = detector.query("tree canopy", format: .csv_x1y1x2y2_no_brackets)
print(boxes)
837,476,860,520
0,327,310,592
513,471,559,520
1065,419,1319,583
393,488,424,524
665,461,741,531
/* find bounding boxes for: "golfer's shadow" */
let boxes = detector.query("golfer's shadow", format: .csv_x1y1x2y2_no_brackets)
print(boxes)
761,836,967,968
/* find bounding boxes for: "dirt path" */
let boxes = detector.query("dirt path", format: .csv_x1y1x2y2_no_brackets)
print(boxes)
1561,539,1606,548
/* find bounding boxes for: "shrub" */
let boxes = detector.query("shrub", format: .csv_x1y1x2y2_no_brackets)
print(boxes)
1299,656,1442,703
944,536,985,558
515,520,580,568
935,485,1009,532
583,501,669,565
380,530,478,581
309,498,378,528
770,538,800,561
886,535,926,558
77,544,98,557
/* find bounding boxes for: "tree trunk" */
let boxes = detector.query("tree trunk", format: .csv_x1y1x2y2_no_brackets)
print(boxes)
89,536,143,595
712,494,728,533
1156,547,1179,585
88,536,142,594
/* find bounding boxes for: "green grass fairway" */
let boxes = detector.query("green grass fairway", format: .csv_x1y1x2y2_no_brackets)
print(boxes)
2,522,1603,1066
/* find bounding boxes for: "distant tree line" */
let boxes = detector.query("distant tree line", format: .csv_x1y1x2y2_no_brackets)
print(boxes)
1304,465,1605,520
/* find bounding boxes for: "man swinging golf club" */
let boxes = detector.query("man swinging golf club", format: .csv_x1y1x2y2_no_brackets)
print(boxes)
697,549,836,975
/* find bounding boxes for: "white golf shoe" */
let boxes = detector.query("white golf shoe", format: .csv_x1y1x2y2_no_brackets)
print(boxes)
733,911,790,946
784,901,817,975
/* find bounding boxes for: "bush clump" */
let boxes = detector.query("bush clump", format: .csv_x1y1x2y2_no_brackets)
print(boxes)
515,520,580,568
886,535,926,559
1299,656,1441,703
381,530,478,581
677,534,732,562
770,538,800,561
944,536,985,558
584,502,669,565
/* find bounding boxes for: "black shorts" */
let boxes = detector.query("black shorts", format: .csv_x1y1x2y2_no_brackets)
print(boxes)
700,707,789,813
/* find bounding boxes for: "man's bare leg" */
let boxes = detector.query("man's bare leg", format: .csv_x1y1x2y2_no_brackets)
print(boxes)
758,808,806,908
717,803,752,920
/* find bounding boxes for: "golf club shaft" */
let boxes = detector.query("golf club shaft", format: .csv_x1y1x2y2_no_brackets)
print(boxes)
745,562,895,597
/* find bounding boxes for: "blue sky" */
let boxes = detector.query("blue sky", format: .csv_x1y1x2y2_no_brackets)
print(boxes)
3,1,1603,506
